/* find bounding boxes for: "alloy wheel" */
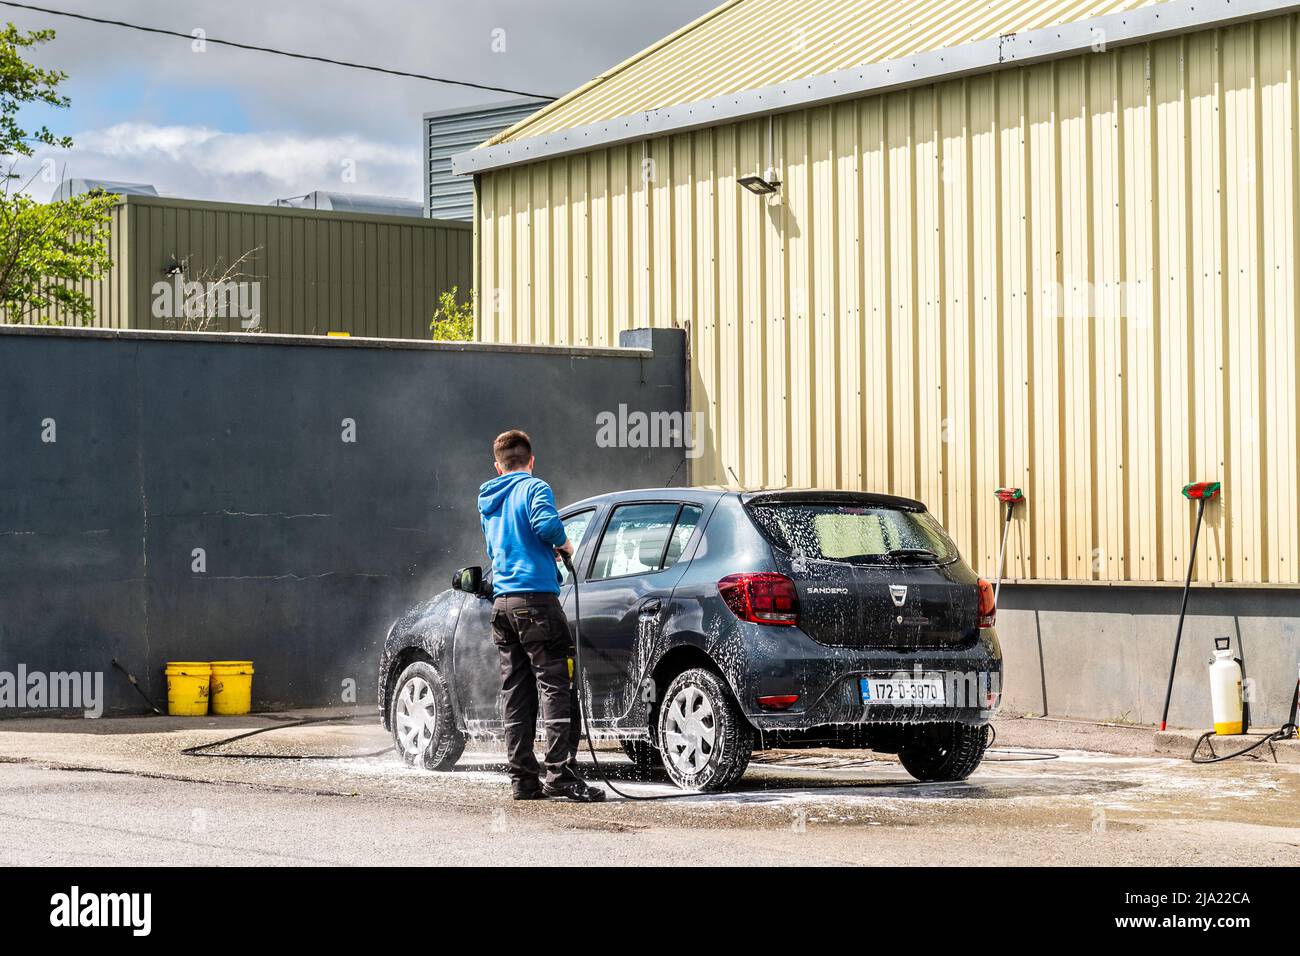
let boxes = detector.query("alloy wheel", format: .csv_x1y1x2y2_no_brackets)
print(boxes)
395,676,437,757
663,684,717,775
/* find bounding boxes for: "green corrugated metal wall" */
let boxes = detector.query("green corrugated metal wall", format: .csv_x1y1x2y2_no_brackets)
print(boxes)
49,195,472,338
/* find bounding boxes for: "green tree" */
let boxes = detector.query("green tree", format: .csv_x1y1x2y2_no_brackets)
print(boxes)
0,24,115,325
430,286,475,341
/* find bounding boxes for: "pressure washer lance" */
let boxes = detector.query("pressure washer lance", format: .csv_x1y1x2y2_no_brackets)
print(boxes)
562,552,696,801
1292,664,1300,740
991,488,1024,605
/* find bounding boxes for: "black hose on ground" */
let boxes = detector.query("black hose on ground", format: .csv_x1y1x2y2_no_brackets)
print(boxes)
181,714,389,760
112,656,381,757
982,722,1060,762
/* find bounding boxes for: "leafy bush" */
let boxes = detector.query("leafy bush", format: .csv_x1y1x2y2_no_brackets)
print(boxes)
0,24,115,326
430,287,475,341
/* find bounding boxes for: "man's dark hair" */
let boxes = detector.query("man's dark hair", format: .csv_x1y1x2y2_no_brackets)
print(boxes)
493,429,533,471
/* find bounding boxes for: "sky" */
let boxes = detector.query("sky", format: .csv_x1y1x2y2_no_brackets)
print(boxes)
5,0,717,204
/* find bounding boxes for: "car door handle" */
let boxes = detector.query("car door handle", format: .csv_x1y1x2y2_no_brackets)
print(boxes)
638,598,662,615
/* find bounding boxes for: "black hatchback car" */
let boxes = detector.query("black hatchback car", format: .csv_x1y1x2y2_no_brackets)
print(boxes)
378,488,1003,791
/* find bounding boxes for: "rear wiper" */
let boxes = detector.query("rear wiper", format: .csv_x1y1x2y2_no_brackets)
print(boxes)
884,547,939,562
833,549,940,565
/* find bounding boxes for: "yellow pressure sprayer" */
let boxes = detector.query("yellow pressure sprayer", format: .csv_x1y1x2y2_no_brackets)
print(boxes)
1207,637,1244,736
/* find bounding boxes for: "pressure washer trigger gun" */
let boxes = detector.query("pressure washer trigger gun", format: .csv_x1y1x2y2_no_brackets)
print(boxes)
560,552,577,680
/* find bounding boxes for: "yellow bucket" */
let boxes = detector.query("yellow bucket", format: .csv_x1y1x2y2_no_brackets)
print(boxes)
209,661,254,715
165,662,211,716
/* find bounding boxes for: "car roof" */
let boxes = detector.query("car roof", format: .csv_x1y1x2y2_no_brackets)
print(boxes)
561,486,927,514
742,488,927,512
560,486,728,513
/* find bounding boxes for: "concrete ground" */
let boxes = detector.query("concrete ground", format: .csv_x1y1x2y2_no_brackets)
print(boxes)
1,710,1297,866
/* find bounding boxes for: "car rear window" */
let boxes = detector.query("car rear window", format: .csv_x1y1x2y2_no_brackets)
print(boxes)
747,502,959,565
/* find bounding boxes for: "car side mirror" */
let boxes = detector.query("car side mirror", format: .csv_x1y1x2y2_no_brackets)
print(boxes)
452,566,483,595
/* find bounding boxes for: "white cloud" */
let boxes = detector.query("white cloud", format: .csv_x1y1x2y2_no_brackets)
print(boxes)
4,0,718,206
28,123,421,205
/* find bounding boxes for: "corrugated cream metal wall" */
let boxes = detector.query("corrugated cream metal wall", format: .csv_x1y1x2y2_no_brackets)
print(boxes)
492,0,1159,144
476,16,1300,587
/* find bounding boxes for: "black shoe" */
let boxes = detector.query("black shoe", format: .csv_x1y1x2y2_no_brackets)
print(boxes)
511,780,544,801
542,778,606,802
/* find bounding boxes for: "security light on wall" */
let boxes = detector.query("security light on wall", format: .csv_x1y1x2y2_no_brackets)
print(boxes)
741,117,783,196
739,167,781,195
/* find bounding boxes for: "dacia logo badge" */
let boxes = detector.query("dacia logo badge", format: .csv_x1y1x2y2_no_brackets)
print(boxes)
889,584,907,607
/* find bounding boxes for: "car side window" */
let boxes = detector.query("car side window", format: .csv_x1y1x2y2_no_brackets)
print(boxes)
557,510,595,586
589,503,681,580
662,505,703,569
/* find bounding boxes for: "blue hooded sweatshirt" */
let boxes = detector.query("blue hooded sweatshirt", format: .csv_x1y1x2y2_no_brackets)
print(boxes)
477,470,567,595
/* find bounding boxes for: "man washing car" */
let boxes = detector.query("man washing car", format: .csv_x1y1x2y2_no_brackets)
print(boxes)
477,429,605,803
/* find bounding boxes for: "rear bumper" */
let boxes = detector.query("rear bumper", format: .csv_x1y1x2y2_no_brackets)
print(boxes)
730,624,1003,731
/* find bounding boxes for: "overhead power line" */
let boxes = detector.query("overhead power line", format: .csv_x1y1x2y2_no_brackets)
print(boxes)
0,1,555,99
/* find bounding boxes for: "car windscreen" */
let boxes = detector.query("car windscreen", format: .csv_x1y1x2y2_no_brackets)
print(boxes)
746,501,960,565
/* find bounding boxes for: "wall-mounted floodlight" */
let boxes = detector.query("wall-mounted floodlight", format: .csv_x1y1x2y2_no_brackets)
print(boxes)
739,172,781,195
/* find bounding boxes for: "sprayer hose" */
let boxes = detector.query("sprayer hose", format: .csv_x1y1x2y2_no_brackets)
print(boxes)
1190,725,1299,764
566,554,697,801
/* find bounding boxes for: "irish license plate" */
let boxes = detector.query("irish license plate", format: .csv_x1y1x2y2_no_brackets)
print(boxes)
860,676,946,705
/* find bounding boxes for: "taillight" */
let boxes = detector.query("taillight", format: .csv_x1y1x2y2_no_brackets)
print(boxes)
718,572,800,626
976,577,996,628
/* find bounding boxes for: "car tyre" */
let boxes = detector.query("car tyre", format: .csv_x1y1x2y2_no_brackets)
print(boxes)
898,721,987,782
390,660,465,770
657,668,753,791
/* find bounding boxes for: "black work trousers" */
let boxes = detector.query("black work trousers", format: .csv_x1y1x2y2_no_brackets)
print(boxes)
490,592,581,787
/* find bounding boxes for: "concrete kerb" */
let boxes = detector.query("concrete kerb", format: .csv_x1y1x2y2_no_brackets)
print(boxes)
1155,728,1300,765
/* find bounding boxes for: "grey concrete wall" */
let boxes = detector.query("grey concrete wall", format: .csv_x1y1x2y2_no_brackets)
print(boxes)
0,325,686,715
997,584,1300,729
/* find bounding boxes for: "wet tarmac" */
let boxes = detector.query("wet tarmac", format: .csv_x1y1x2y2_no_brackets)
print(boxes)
1,712,1297,865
